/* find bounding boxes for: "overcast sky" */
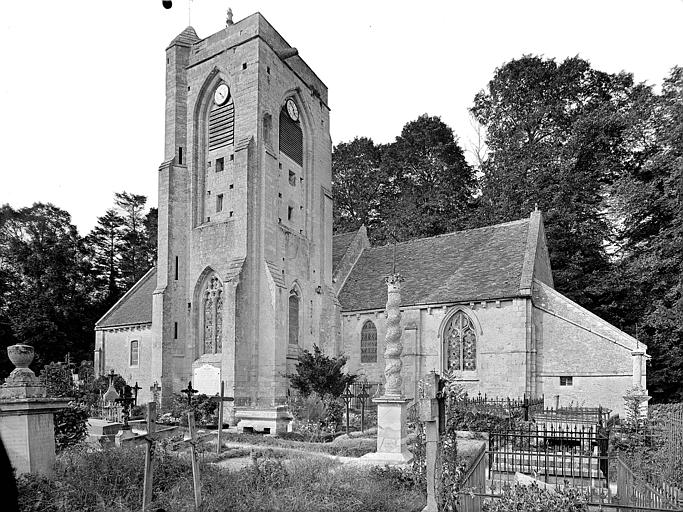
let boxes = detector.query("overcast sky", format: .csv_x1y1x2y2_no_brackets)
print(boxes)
1,0,681,234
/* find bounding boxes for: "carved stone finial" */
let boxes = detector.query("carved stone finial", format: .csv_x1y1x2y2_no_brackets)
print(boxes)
383,273,404,397
226,8,234,26
1,344,45,398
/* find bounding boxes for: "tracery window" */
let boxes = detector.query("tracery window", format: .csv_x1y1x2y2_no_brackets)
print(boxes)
360,320,378,363
202,276,223,354
288,290,300,345
445,311,477,371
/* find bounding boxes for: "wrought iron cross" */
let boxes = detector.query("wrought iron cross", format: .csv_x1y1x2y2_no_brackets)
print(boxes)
181,381,199,405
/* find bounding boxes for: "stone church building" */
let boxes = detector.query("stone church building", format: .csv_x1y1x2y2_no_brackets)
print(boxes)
94,13,647,425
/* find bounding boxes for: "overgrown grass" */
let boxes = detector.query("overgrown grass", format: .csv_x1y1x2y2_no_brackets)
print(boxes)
220,431,376,457
17,445,424,512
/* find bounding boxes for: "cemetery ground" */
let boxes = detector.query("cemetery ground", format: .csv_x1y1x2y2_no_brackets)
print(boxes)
16,427,427,512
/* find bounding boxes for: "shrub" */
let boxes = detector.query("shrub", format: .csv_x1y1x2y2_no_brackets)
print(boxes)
167,393,218,426
40,362,75,398
483,482,590,512
53,402,89,452
287,345,355,398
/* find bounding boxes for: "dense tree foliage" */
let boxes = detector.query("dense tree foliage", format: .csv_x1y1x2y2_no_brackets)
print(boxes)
332,115,475,244
0,193,155,378
614,67,683,400
470,56,649,315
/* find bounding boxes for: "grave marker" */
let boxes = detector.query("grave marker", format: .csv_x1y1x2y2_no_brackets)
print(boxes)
187,413,202,509
211,381,234,454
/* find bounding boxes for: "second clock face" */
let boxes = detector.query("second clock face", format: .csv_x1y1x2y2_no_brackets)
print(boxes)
214,84,230,106
286,99,299,122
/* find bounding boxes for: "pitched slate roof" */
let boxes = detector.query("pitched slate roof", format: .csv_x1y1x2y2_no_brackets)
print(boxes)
168,26,200,49
333,231,357,272
96,268,156,329
338,219,531,311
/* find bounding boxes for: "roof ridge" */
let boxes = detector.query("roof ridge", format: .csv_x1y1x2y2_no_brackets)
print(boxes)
369,218,530,250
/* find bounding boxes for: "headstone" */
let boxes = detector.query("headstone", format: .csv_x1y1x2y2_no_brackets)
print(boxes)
193,364,220,396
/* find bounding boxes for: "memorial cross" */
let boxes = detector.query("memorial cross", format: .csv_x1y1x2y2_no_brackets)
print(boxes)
149,381,160,405
419,371,445,512
142,402,166,511
210,381,234,454
131,382,142,406
181,381,198,405
341,384,354,435
186,413,203,509
358,380,371,432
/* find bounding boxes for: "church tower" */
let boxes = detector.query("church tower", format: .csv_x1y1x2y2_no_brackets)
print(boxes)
152,13,333,420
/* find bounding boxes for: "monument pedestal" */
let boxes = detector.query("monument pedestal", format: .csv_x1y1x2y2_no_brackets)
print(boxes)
235,406,292,435
0,344,68,476
361,397,413,465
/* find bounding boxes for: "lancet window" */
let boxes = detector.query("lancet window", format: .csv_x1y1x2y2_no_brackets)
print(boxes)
360,321,378,363
202,276,223,354
288,290,300,345
445,311,477,371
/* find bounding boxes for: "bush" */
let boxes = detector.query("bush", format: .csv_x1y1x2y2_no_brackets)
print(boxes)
483,482,590,512
167,393,218,426
286,345,355,398
40,362,76,398
54,402,89,452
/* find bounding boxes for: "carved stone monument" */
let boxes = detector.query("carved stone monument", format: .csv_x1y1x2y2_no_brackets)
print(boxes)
193,363,221,396
0,344,69,476
362,273,413,465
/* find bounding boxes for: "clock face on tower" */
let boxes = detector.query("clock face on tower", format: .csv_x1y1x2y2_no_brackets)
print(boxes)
286,98,299,122
214,84,230,106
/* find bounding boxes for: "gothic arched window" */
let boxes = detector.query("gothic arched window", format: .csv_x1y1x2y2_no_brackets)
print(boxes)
288,289,300,345
202,276,223,354
444,311,477,371
360,320,378,363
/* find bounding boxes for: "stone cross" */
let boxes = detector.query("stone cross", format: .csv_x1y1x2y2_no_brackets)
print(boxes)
142,401,167,511
210,381,234,454
419,371,444,512
383,273,405,398
187,413,202,508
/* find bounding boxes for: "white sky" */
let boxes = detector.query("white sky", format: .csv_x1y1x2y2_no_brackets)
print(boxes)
1,0,681,234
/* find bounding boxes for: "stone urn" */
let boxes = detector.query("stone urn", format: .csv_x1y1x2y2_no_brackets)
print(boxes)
7,344,35,369
4,344,40,388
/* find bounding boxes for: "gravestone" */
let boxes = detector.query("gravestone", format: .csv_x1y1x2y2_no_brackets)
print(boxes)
193,364,220,396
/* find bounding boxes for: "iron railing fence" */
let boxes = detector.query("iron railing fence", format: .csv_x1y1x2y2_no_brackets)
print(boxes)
616,454,683,510
349,381,381,410
460,392,544,421
488,423,610,492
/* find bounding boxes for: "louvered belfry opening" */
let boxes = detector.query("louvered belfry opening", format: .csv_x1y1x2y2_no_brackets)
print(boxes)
209,99,235,150
279,107,303,165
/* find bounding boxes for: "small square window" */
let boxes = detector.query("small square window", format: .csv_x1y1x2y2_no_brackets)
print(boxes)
230,154,234,161
229,211,234,217
229,183,234,189
278,163,282,170
289,170,296,186
216,194,224,213
560,376,573,386
242,62,247,70
216,157,224,172
267,66,271,74
287,206,294,221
